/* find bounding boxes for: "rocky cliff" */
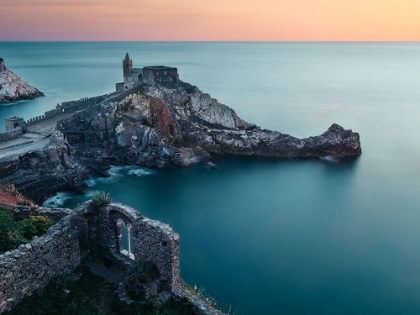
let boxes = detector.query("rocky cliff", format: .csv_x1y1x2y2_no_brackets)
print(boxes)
0,80,361,203
0,58,43,104
0,131,89,204
57,81,361,170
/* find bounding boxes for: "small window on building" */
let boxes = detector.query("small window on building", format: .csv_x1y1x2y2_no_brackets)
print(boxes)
116,219,135,260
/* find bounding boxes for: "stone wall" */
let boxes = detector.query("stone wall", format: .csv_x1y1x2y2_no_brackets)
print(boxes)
0,207,81,313
0,200,223,315
0,127,22,143
173,288,226,315
0,84,143,144
74,202,180,296
26,94,112,127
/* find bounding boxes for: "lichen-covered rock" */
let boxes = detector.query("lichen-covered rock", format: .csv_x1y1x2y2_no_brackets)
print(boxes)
0,58,43,104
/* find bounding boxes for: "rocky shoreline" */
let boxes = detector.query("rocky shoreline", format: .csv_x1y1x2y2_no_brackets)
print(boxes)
0,80,361,204
0,58,43,104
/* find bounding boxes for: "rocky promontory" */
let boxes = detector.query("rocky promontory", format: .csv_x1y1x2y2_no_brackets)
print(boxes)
57,81,361,169
0,58,43,104
0,80,361,203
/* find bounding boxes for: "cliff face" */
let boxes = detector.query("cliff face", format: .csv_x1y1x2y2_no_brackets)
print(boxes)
0,131,89,204
0,58,43,104
57,81,361,171
0,80,361,203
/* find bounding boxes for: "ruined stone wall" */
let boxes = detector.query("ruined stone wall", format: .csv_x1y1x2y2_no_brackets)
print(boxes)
0,200,220,315
74,202,180,293
0,127,22,143
173,288,226,315
0,210,81,313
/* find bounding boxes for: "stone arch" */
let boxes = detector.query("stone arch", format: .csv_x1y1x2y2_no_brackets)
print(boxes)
115,218,135,260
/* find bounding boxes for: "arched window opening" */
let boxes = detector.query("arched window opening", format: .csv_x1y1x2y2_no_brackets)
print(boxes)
116,219,135,260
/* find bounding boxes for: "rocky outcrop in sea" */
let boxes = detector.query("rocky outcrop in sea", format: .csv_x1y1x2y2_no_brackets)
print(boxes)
0,80,361,203
57,81,361,170
0,58,43,104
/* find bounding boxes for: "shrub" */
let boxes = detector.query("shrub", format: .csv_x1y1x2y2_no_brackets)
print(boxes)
0,211,54,254
91,192,112,208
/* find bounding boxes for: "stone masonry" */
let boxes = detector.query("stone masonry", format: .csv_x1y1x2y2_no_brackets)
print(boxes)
0,201,181,313
0,206,80,313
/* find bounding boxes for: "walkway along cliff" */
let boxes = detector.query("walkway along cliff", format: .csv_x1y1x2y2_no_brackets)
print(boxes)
0,54,361,204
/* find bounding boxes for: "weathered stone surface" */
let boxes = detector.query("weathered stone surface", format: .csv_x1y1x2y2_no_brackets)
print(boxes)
173,287,226,315
0,130,89,205
0,58,43,104
0,206,80,313
0,201,182,314
55,81,360,189
0,79,361,204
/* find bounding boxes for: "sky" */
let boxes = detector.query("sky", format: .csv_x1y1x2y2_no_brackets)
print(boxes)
0,0,419,41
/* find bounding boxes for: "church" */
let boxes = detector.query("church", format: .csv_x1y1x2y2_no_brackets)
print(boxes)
116,53,179,92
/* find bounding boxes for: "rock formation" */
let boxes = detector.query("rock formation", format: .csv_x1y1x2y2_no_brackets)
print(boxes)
0,130,89,204
57,81,361,170
0,58,43,104
0,80,361,203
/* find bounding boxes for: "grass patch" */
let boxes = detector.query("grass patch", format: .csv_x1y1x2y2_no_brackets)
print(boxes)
5,267,196,315
0,210,54,254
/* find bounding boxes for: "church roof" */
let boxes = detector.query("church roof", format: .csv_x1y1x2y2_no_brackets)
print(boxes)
143,66,177,71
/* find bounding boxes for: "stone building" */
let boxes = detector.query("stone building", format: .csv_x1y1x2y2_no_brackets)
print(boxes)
5,116,26,132
142,66,179,85
116,53,179,92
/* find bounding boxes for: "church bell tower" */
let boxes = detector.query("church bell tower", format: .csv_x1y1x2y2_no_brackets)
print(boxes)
123,53,133,77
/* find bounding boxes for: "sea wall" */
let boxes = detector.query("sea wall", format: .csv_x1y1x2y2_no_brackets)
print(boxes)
0,208,81,313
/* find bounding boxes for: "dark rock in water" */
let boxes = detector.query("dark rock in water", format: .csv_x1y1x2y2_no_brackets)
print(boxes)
207,162,218,169
0,58,43,104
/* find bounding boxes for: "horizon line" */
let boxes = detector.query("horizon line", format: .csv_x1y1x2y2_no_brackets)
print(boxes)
1,40,420,43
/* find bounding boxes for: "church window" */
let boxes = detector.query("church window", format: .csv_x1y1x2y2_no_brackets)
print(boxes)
116,219,135,260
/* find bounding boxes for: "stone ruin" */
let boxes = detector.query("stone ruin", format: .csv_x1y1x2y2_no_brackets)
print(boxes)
0,201,225,315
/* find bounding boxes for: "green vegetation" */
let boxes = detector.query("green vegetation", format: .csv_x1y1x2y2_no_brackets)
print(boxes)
5,267,196,315
0,210,54,254
91,191,113,208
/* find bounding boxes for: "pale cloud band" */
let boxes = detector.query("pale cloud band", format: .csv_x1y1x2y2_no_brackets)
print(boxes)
1,0,419,41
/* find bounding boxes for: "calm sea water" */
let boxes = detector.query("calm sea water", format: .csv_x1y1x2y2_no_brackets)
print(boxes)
2,42,420,315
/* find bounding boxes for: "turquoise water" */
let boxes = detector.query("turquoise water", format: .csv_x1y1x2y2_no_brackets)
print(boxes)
2,42,420,314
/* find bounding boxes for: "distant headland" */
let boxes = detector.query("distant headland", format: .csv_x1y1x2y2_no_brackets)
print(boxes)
0,58,43,104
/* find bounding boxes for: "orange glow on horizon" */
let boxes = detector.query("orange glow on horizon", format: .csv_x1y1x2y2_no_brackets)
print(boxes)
0,0,419,41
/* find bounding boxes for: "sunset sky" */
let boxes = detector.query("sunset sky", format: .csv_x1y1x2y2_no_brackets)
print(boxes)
1,0,419,41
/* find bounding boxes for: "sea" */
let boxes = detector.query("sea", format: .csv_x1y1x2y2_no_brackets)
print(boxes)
1,42,420,315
